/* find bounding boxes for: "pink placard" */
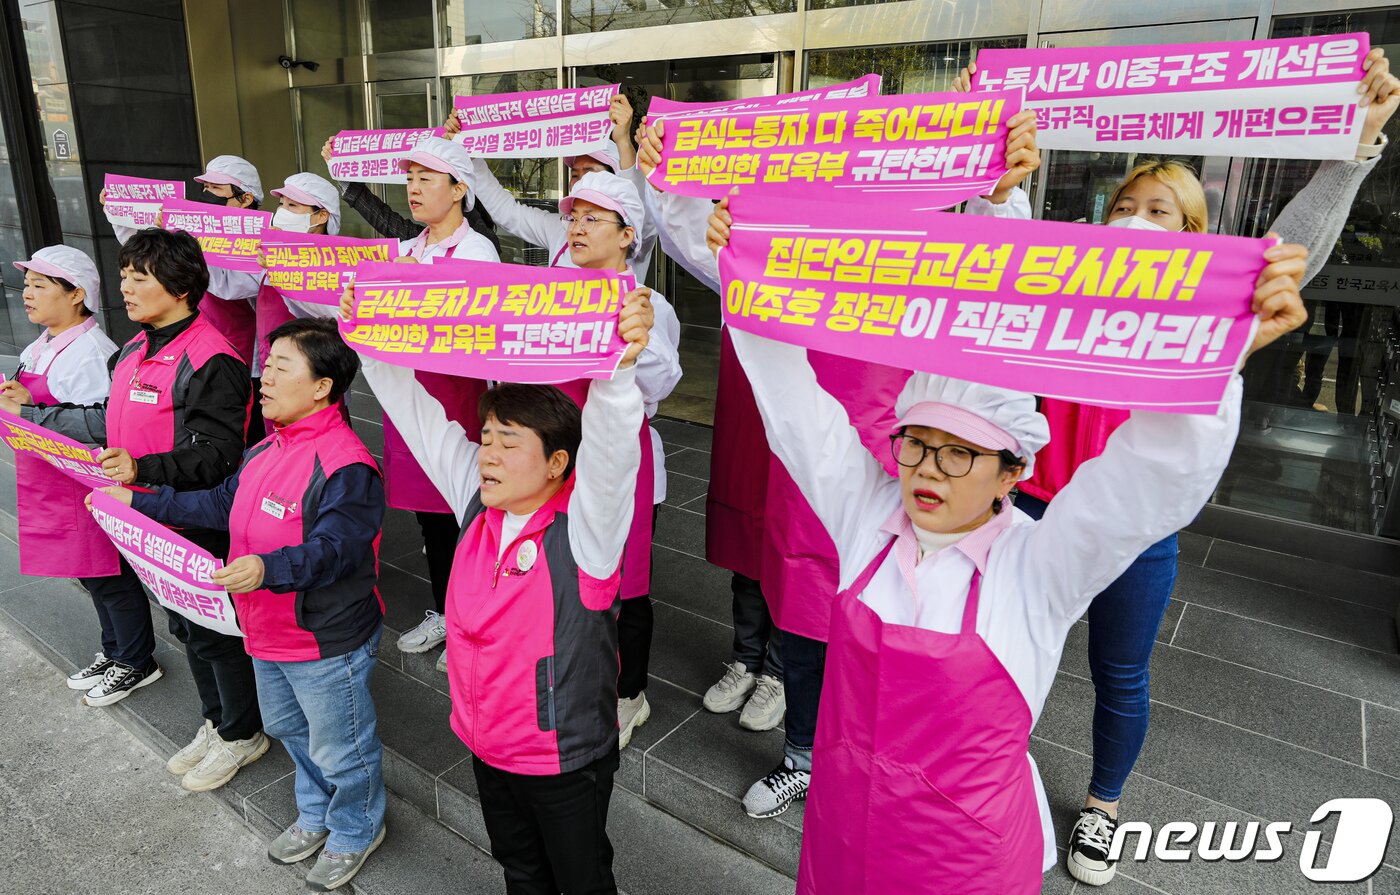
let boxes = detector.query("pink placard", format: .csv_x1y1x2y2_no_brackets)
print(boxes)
161,199,272,273
103,174,185,229
328,127,446,183
972,34,1369,159
89,491,240,637
646,89,1019,205
452,85,620,158
0,408,112,490
718,191,1270,414
647,75,883,121
340,259,633,383
263,232,398,307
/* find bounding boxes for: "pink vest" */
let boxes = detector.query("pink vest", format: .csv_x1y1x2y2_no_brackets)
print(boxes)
198,292,257,365
760,353,909,642
445,478,622,775
1019,399,1128,503
704,330,770,579
108,314,246,457
228,405,383,661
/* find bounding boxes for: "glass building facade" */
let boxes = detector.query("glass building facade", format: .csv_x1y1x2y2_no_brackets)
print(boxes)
3,0,1399,558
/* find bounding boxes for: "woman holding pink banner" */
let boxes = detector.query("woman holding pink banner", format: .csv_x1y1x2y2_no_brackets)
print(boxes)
0,246,149,701
954,47,1399,886
706,193,1310,895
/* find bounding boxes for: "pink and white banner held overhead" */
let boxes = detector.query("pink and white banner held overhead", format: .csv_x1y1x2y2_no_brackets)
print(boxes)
103,174,184,229
452,85,620,158
262,232,397,307
646,89,1020,205
89,491,241,638
161,199,272,273
972,33,1370,159
340,259,633,383
717,191,1269,414
328,127,446,183
646,74,883,121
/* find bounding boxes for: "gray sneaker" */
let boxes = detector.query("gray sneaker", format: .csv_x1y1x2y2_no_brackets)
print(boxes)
305,825,386,891
267,823,330,865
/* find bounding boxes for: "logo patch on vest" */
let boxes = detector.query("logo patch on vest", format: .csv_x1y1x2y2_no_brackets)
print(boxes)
516,540,538,573
261,491,298,520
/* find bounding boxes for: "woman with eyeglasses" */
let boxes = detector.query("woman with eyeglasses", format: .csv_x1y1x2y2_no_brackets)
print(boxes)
705,188,1310,893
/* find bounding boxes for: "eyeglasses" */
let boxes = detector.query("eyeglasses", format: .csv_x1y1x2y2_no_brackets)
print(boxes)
560,213,625,234
889,434,1000,478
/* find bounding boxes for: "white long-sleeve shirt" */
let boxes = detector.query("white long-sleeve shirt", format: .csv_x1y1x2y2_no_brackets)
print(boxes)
471,159,659,279
360,358,643,579
651,189,721,294
629,285,682,503
728,327,1242,870
18,322,118,405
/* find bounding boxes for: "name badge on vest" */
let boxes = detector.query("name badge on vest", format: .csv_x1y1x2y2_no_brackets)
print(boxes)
261,495,288,520
128,387,160,404
516,540,538,573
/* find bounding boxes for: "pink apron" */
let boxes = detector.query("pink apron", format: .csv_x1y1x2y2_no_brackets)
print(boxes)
1020,399,1129,504
199,292,257,365
254,278,295,375
760,354,908,641
704,329,769,579
555,379,655,600
14,325,120,578
800,541,1044,895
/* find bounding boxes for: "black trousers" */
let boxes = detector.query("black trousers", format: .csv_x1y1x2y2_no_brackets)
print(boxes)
415,511,461,615
473,748,620,895
166,609,263,741
616,595,652,700
79,556,155,668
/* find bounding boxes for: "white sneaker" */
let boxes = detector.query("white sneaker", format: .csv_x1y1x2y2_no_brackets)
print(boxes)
742,756,810,818
397,610,447,654
67,653,114,690
703,661,756,713
167,720,217,775
739,675,785,731
618,693,651,750
1066,807,1119,886
181,731,270,792
435,649,448,674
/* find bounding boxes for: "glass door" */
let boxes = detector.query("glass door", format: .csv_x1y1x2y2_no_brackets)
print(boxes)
574,55,781,425
370,78,440,225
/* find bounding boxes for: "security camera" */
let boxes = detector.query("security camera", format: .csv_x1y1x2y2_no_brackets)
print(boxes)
278,55,320,73
302,60,320,72
278,55,294,70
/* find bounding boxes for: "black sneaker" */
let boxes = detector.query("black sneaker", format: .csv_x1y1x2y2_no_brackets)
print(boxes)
67,653,114,690
83,658,163,707
1067,807,1118,886
741,756,811,818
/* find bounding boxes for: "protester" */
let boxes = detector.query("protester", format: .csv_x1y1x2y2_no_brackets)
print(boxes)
706,188,1309,893
953,48,1400,886
99,318,387,891
344,274,655,895
14,229,265,791
0,247,141,698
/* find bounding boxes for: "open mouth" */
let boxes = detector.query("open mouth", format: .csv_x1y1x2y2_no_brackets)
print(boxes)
480,473,501,489
409,200,422,211
570,240,587,250
912,489,944,511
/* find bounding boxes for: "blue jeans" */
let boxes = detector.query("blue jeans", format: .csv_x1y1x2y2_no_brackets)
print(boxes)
1017,494,1177,802
781,630,826,772
253,626,386,852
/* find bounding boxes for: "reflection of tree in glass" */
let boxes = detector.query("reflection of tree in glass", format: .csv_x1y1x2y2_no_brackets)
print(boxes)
566,0,794,34
806,38,1022,95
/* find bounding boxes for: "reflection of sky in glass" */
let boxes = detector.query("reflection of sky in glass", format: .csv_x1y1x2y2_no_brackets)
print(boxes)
566,0,794,35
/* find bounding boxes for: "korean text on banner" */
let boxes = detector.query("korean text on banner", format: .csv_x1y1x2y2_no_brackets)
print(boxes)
89,491,241,638
0,407,113,490
340,258,632,383
161,199,272,273
647,75,883,121
452,85,620,158
972,33,1369,159
103,174,184,229
646,89,1020,205
717,191,1269,414
328,127,446,183
263,232,397,306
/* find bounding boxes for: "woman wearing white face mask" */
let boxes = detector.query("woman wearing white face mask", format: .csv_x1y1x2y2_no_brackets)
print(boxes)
956,48,1400,886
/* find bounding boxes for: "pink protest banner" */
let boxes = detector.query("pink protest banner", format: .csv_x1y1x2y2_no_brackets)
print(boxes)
161,199,272,273
972,33,1369,159
452,85,619,158
328,127,445,183
340,259,632,383
647,75,883,121
103,174,184,229
646,90,1019,206
718,191,1270,414
263,232,397,307
89,491,241,637
0,407,112,490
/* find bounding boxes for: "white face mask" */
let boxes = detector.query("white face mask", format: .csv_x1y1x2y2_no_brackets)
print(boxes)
1105,214,1181,233
272,208,313,232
